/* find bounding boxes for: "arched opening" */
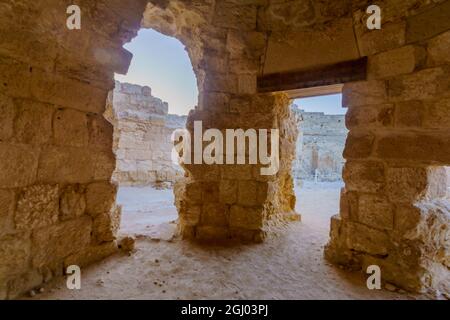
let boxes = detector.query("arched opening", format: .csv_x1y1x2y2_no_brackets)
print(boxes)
106,28,197,238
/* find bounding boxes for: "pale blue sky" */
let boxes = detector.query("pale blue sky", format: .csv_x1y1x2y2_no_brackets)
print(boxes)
116,28,345,116
115,29,198,115
294,94,346,115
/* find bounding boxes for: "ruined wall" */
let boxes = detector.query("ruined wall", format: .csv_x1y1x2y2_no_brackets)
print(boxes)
324,1,450,294
292,105,347,182
108,81,185,187
0,0,148,299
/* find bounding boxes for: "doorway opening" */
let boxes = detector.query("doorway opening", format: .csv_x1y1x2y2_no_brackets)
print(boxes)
291,92,347,230
107,28,197,239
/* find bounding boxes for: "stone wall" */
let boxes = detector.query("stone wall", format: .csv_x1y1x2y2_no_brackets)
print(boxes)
0,0,449,298
325,2,450,294
107,81,186,187
292,105,347,182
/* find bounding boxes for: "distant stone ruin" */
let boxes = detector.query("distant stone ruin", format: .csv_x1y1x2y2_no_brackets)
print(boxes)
106,81,186,188
292,105,347,183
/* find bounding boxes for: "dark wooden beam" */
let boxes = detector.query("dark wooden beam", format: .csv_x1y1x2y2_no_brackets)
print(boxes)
257,57,367,93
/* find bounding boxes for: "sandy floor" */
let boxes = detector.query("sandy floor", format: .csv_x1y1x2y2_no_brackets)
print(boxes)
27,182,433,300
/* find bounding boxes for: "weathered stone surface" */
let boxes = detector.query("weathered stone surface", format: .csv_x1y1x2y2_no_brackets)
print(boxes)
343,132,375,159
64,242,118,268
0,189,15,236
427,30,450,66
395,100,424,127
93,205,121,243
368,45,424,79
37,147,95,184
54,108,89,147
109,82,185,186
345,104,393,128
0,233,30,281
388,67,450,102
406,0,450,43
357,194,394,230
13,99,54,145
15,184,59,230
355,21,406,56
342,80,387,107
292,106,347,182
0,143,39,188
229,205,263,230
343,161,385,193
60,185,86,221
85,182,116,217
0,93,15,141
31,217,91,268
345,222,390,256
376,133,450,163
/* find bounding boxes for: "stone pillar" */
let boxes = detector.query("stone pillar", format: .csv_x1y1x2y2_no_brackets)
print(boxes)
326,8,450,293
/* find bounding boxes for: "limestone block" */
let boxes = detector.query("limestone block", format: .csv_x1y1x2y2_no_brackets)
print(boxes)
0,57,32,99
0,93,15,141
229,205,263,230
185,182,202,204
339,189,358,221
37,146,95,184
13,99,53,145
221,165,253,180
427,30,450,66
238,74,257,95
196,226,230,241
93,151,116,181
85,182,116,217
354,21,406,56
0,143,39,188
424,98,450,129
0,233,30,280
201,182,219,203
60,185,86,221
343,161,385,193
180,205,201,226
219,180,237,204
30,69,108,114
264,18,359,74
376,132,450,163
201,203,228,226
64,241,118,269
406,0,450,43
394,100,424,127
54,109,89,147
342,80,387,108
342,132,375,159
213,2,257,31
345,222,390,255
358,194,394,230
345,104,393,128
0,189,15,236
395,205,422,233
238,180,258,206
368,45,425,79
6,269,43,300
388,67,450,102
86,114,113,150
31,216,92,268
92,205,121,242
15,184,59,230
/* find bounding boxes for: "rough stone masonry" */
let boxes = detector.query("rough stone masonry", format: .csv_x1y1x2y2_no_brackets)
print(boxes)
106,81,185,187
0,0,449,299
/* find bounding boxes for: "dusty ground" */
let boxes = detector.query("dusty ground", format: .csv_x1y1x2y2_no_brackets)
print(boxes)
27,182,434,300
